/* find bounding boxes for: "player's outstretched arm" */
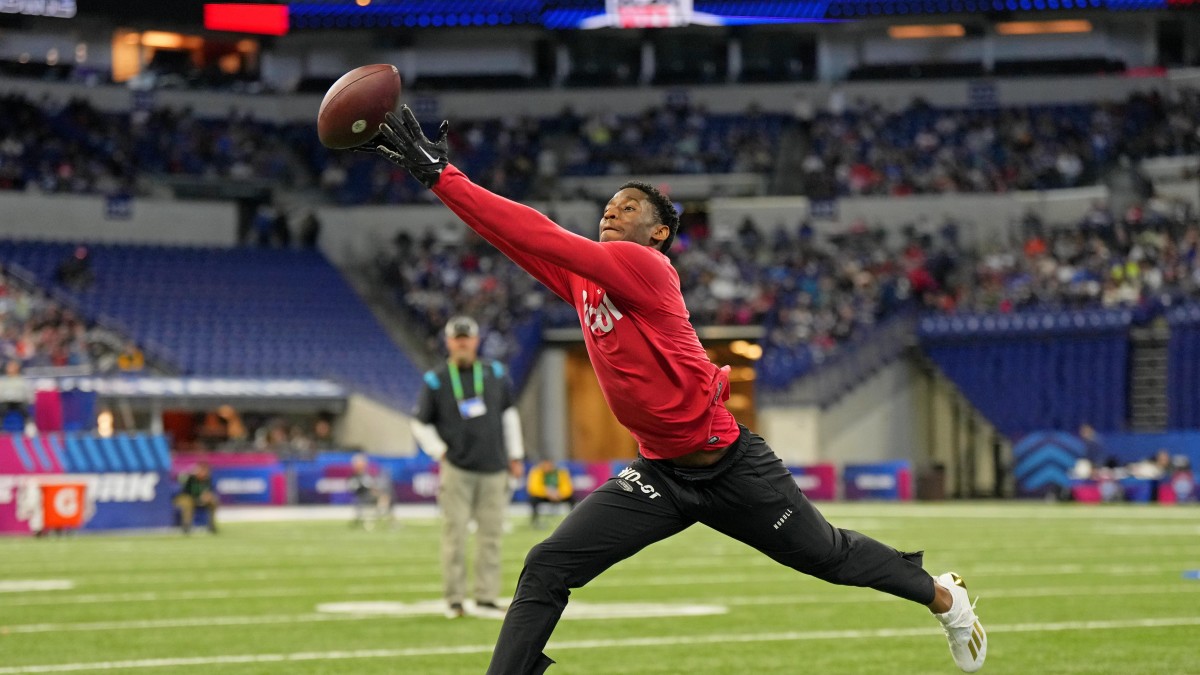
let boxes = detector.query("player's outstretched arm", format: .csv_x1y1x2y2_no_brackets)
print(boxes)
364,107,572,300
369,107,662,308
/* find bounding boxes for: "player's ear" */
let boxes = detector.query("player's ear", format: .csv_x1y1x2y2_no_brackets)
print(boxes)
650,224,669,245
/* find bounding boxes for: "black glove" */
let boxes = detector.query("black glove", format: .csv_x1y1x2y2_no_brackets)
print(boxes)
372,105,450,189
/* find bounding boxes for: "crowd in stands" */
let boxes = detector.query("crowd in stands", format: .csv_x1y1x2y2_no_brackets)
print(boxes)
0,263,149,374
177,406,338,456
375,230,556,363
0,268,91,370
799,90,1200,198
373,194,1200,380
2,90,1198,205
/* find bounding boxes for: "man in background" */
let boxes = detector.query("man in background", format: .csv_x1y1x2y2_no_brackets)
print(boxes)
349,452,392,529
411,315,525,619
0,359,32,431
174,462,217,534
526,459,576,529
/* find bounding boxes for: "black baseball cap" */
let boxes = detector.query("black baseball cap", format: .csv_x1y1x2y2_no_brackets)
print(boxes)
445,316,479,338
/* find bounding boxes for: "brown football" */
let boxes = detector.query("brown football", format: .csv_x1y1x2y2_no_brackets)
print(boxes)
317,64,402,150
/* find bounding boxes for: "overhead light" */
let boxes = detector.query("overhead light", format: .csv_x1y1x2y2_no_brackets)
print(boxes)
996,20,1092,35
888,24,965,39
141,31,184,49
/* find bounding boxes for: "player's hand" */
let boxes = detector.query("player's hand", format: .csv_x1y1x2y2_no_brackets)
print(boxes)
509,459,525,480
373,105,449,188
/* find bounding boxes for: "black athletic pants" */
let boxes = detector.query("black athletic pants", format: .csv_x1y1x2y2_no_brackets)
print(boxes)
487,426,937,675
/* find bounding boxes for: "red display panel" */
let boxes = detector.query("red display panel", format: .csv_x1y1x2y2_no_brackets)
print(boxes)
203,3,289,36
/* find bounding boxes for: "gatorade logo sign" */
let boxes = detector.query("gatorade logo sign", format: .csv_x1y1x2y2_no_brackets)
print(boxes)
43,483,86,529
53,485,80,518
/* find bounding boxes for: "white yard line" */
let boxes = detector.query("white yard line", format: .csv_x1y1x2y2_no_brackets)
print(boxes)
2,614,360,634
5,583,1199,634
3,560,1193,605
0,584,439,607
3,616,1200,673
0,581,73,593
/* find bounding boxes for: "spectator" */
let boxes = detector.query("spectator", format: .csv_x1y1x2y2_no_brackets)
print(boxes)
116,341,145,373
174,462,218,534
311,417,337,451
410,315,525,620
298,209,322,249
348,453,392,530
525,459,577,529
0,359,31,431
54,246,93,290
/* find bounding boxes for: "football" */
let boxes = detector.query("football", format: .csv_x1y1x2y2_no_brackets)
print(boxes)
316,64,402,150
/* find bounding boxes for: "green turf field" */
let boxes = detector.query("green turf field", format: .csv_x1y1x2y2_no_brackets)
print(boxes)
3,502,1199,674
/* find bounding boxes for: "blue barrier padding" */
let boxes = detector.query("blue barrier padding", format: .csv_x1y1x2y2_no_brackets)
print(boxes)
11,436,33,471
131,434,159,471
46,435,69,472
114,435,141,471
28,437,52,471
64,435,89,472
81,435,109,471
100,437,126,471
150,435,172,470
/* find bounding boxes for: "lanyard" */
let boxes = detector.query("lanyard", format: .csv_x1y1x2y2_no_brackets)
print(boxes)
448,361,484,402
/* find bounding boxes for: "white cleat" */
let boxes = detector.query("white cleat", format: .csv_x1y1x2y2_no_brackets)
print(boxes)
934,572,987,672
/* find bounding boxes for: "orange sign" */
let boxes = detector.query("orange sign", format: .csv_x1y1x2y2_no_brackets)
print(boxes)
41,483,87,529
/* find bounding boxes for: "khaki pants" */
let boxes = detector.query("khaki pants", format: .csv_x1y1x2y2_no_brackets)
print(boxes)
174,492,217,531
438,462,510,605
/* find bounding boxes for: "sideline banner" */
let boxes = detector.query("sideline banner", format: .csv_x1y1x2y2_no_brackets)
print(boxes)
790,464,837,501
1,433,174,535
843,461,912,501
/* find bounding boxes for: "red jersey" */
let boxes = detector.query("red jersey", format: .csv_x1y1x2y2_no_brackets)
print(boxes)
432,165,740,460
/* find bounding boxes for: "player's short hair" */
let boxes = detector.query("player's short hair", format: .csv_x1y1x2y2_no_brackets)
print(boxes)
618,180,679,254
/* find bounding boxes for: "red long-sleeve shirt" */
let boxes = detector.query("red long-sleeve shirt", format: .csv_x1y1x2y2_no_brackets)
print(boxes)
432,165,739,460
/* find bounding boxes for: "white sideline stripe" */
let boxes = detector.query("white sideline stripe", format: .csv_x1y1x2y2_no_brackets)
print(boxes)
5,583,1197,634
3,562,1191,606
1,614,359,634
0,585,439,607
0,581,73,593
3,616,1200,673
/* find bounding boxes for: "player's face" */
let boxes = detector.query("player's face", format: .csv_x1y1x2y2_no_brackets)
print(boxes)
446,334,480,363
600,189,669,248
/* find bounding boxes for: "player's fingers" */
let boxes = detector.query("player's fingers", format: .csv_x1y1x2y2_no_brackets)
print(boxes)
379,120,408,148
400,106,425,139
376,145,407,164
436,120,450,146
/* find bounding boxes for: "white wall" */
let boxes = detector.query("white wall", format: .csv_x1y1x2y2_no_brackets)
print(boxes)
314,199,599,266
759,359,925,467
817,359,923,464
756,405,821,465
0,192,237,245
337,393,415,455
862,36,985,65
